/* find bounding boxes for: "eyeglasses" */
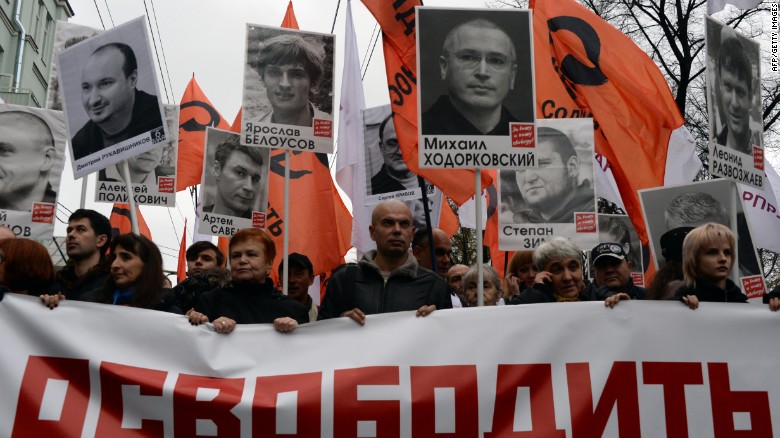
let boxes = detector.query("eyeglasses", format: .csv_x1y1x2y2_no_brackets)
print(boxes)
451,50,511,70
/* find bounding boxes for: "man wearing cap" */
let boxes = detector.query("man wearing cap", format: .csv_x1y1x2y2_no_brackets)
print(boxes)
278,253,318,323
591,242,646,301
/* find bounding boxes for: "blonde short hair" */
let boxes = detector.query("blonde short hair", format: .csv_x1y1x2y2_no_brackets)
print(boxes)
682,223,736,287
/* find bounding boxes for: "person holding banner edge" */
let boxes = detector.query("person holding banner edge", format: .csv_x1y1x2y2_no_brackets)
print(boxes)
673,223,747,308
319,200,451,325
189,228,307,333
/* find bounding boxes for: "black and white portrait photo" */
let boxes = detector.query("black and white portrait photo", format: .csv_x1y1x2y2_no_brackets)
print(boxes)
416,7,536,169
57,16,168,178
242,25,334,153
418,8,534,136
363,105,442,231
94,104,179,207
198,128,270,238
640,179,761,279
46,21,101,111
0,105,67,240
705,16,764,189
498,118,597,251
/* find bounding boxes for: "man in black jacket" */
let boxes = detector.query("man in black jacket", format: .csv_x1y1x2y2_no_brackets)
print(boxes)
590,242,646,300
320,200,451,324
54,209,111,300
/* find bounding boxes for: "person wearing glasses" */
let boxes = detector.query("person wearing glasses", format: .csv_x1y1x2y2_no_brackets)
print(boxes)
422,18,518,135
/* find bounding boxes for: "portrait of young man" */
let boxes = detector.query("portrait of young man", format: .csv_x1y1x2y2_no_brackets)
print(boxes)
706,17,762,157
199,128,270,237
417,8,534,137
57,17,167,178
241,26,335,153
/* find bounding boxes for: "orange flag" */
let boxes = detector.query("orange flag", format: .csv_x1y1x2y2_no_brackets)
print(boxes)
439,198,459,238
530,0,686,246
177,220,187,282
280,0,299,29
176,75,232,191
109,204,152,239
360,0,492,205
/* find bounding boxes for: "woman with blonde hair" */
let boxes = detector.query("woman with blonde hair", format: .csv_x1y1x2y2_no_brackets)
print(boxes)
673,223,747,309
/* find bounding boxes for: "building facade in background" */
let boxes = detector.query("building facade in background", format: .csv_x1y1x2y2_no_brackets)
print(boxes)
0,0,73,107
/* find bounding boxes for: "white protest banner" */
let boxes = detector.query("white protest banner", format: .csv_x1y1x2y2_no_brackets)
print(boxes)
241,25,335,154
2,294,778,436
416,7,536,170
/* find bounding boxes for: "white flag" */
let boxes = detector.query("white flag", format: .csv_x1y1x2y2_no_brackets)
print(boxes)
192,188,213,244
707,0,762,15
457,193,487,230
739,164,780,253
334,0,368,253
595,125,700,211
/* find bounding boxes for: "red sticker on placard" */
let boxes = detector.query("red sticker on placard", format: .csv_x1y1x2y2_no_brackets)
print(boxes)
252,211,266,229
511,123,535,148
575,213,597,232
313,119,332,137
32,203,55,224
741,275,766,299
753,146,764,171
158,177,175,193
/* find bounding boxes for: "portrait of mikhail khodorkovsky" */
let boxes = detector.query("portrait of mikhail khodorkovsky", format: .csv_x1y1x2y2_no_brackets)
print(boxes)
417,8,534,136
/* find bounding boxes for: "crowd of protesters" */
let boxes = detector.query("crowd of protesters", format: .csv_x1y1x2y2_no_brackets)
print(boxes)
1,200,778,336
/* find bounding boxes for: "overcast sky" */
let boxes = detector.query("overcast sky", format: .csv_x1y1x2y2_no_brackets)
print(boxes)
56,0,490,271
